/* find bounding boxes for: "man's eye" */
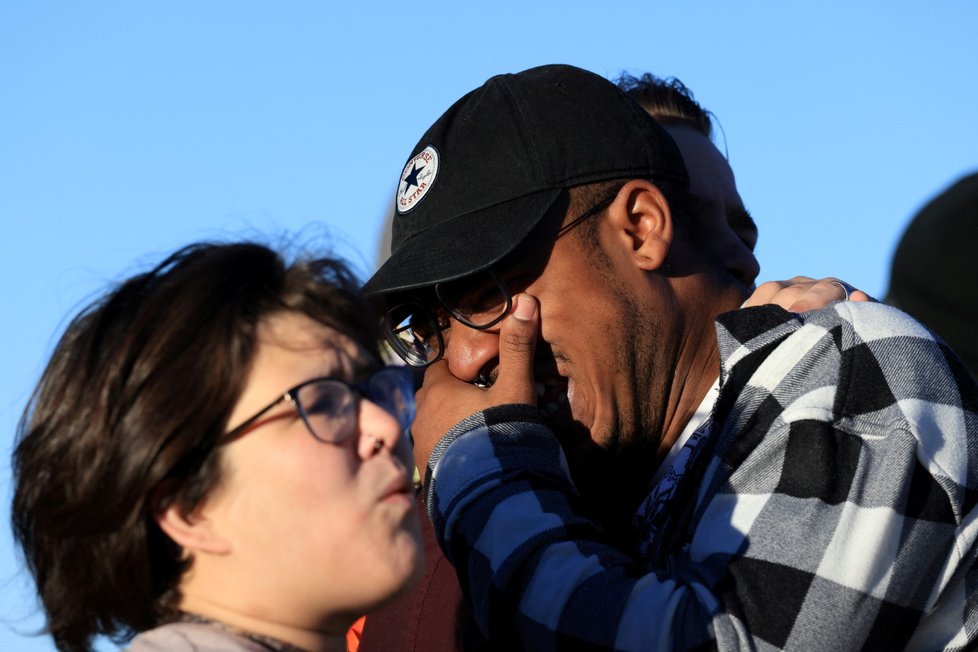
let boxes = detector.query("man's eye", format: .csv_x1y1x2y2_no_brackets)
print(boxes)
468,286,505,311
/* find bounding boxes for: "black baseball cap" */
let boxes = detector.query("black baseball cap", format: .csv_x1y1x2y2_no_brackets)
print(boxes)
363,64,689,296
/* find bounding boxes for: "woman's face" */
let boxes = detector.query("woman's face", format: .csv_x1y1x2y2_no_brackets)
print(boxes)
199,311,423,628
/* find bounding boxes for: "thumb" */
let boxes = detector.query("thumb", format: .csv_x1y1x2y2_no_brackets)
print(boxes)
494,293,539,405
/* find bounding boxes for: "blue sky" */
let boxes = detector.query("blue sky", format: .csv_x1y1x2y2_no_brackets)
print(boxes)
2,3,977,650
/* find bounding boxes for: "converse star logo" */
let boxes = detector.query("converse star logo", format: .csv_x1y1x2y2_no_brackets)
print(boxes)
396,146,439,214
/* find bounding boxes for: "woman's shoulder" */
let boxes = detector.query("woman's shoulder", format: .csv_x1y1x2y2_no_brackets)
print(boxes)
126,622,269,652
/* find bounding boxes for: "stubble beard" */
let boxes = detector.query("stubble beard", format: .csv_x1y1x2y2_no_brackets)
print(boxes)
569,277,667,542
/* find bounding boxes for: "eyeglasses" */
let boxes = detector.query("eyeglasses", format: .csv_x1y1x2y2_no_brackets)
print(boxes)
555,192,617,238
382,186,622,368
220,366,415,445
383,269,512,368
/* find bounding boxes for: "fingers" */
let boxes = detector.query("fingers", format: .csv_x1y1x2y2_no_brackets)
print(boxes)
409,359,468,472
784,278,849,312
494,294,539,405
743,279,792,308
786,278,877,312
408,296,541,472
744,276,817,308
747,277,874,313
848,289,875,303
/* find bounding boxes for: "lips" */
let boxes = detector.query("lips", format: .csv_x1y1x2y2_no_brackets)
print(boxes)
377,468,415,504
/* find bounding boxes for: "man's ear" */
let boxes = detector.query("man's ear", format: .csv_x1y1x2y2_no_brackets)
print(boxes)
153,488,231,555
606,179,673,271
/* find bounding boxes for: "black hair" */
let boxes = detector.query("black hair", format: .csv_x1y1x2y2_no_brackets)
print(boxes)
616,72,714,139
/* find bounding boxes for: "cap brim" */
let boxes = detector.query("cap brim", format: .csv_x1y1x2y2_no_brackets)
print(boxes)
363,187,563,296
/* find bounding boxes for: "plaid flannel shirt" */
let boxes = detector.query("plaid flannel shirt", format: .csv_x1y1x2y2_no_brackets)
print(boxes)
423,302,978,651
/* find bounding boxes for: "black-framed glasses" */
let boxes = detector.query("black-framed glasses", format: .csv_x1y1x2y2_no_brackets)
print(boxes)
555,193,617,238
383,268,512,368
220,366,415,445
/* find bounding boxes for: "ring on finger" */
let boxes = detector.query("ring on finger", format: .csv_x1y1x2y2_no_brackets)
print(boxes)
829,279,856,301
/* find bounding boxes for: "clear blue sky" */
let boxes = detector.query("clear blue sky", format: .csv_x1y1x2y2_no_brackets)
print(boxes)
2,3,976,650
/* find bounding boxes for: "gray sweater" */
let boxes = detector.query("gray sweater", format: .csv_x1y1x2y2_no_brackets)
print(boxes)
126,622,274,651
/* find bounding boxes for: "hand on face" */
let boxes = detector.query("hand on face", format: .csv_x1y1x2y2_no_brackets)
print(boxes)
411,294,540,471
746,276,874,313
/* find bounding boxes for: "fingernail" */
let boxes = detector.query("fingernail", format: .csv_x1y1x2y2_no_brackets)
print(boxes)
513,294,536,321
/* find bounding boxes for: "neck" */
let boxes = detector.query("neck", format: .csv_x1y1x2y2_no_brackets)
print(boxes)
656,277,745,463
178,588,349,652
578,274,744,540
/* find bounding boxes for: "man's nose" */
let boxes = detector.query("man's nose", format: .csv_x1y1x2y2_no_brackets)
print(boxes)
442,318,500,383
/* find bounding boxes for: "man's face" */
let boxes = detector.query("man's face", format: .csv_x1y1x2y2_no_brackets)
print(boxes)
665,124,759,289
435,207,677,505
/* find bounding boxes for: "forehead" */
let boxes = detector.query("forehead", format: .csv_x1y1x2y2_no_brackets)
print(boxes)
256,312,373,377
664,125,739,203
